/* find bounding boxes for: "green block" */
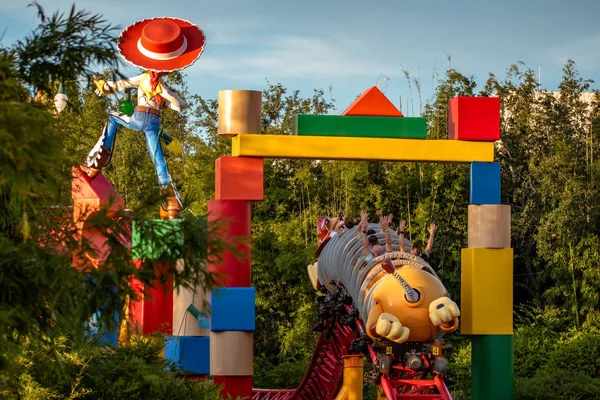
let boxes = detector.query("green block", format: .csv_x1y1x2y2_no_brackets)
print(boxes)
131,219,184,260
472,335,514,400
294,115,427,138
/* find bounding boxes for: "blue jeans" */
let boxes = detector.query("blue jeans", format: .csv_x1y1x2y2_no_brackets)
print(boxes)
101,110,171,188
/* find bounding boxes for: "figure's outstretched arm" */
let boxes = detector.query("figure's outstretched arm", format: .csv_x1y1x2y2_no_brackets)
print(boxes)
94,73,145,94
424,223,437,257
161,83,188,112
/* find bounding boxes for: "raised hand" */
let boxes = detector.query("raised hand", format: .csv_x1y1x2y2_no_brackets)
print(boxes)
398,219,407,233
93,75,109,96
333,219,343,234
380,215,392,232
360,210,369,228
428,223,437,235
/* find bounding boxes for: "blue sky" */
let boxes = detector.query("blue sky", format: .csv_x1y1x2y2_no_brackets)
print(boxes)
1,0,599,115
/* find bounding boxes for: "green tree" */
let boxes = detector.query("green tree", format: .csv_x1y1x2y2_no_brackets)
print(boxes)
485,61,600,326
0,2,228,376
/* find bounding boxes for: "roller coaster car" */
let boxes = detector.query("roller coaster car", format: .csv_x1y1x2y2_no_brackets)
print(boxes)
252,216,460,399
309,217,460,398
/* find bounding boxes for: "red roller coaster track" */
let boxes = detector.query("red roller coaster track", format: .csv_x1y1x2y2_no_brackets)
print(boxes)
252,322,356,400
252,315,452,400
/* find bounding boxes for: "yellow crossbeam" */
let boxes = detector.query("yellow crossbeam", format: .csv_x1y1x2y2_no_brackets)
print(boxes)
231,134,494,163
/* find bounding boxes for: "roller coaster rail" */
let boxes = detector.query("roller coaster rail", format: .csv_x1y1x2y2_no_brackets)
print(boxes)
252,298,453,400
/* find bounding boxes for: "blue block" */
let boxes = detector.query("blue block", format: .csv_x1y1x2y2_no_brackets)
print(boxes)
470,162,501,204
85,281,120,347
210,287,256,331
164,336,210,374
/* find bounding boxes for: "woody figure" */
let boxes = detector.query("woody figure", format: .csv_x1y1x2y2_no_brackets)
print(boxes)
81,17,206,219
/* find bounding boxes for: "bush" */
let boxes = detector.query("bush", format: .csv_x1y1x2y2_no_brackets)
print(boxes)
513,307,600,399
447,338,472,400
515,371,600,400
514,305,568,378
253,357,309,389
539,329,600,378
0,336,222,400
440,305,600,400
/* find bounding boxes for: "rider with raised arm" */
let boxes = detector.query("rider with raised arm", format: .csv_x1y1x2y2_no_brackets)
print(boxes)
398,220,437,264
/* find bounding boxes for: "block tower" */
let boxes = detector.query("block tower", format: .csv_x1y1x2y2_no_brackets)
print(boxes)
450,97,514,400
71,167,126,346
208,90,263,398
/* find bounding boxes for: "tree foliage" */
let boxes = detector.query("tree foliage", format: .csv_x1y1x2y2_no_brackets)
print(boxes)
0,337,223,399
10,2,122,97
0,2,228,381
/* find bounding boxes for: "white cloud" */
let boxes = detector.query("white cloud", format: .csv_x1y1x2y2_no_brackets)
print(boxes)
194,34,399,81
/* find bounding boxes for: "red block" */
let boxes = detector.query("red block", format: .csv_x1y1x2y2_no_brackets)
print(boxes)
128,275,144,333
71,167,126,270
72,166,123,203
448,97,500,141
207,200,251,287
215,156,264,201
130,260,173,335
213,376,252,399
341,86,403,117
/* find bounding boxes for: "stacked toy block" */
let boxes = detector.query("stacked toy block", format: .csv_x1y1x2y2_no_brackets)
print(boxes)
207,90,263,399
452,97,513,400
72,167,125,346
295,86,419,138
208,161,260,398
231,86,495,163
71,167,125,269
219,87,510,398
166,256,211,376
130,220,183,337
295,87,424,139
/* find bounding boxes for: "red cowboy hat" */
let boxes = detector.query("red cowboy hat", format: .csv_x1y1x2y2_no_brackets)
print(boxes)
117,17,206,72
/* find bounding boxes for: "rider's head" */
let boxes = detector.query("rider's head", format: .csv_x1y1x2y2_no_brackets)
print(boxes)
372,244,383,257
368,235,378,247
410,243,421,255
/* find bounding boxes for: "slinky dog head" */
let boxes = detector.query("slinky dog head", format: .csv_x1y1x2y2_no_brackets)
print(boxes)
371,261,448,342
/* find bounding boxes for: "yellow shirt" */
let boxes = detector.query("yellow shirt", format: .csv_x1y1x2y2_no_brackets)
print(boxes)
138,73,162,101
103,73,187,112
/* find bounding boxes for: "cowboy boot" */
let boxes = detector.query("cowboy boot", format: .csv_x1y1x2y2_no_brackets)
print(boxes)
80,145,111,178
159,182,184,220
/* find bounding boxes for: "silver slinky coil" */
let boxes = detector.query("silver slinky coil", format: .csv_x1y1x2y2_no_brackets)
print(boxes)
317,223,441,321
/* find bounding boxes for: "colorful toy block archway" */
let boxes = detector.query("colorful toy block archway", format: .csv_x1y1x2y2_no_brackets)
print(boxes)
208,89,512,400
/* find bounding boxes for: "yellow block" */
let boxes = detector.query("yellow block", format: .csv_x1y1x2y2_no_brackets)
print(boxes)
210,331,253,376
232,134,494,163
468,205,511,248
461,248,513,334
